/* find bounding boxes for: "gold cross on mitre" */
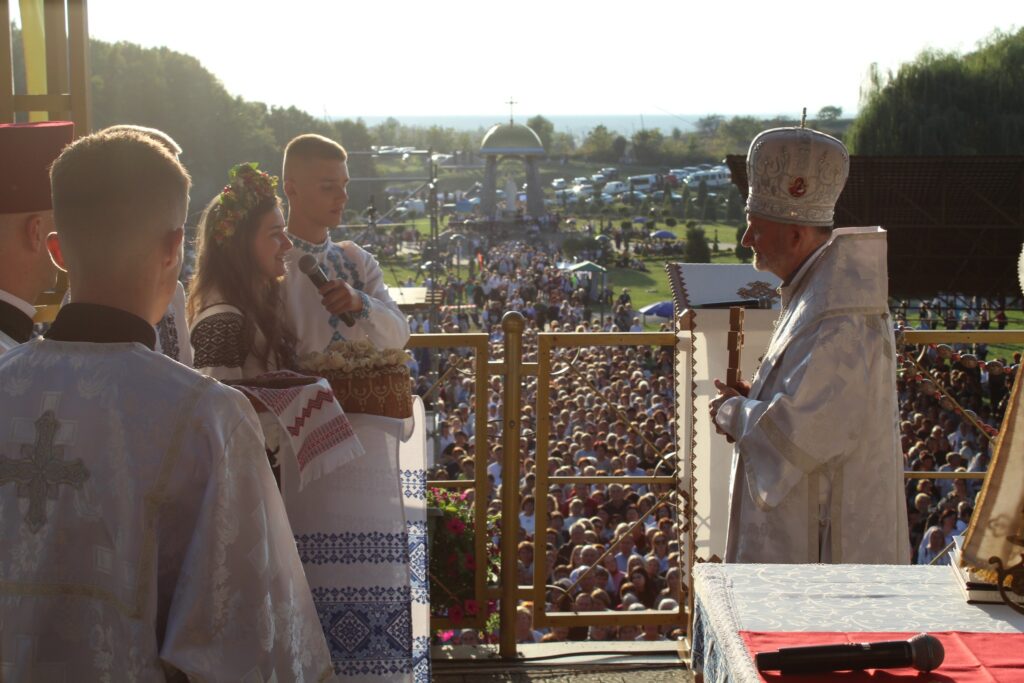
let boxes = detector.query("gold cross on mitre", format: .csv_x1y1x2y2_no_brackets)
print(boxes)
0,395,87,534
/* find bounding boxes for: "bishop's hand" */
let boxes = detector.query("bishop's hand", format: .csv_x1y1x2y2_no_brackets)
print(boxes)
710,379,749,444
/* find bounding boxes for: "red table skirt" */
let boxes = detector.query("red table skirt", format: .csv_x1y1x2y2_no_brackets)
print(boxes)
740,631,1024,683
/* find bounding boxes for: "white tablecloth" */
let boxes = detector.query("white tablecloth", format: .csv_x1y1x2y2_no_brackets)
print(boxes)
692,564,1024,683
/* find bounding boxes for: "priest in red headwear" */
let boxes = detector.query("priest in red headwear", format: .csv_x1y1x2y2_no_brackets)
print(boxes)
0,121,74,352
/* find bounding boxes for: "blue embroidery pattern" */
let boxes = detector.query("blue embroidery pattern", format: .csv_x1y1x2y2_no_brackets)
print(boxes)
296,531,408,565
406,520,429,605
357,291,371,319
288,233,330,255
312,585,413,677
411,636,431,683
399,469,427,500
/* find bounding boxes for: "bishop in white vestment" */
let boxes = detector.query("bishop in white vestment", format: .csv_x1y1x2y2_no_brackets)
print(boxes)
712,127,909,565
0,304,333,681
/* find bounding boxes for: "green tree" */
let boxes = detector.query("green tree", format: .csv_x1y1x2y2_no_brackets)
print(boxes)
580,125,618,161
848,29,1024,154
684,226,712,263
526,115,555,152
631,128,665,166
735,243,753,263
817,105,843,121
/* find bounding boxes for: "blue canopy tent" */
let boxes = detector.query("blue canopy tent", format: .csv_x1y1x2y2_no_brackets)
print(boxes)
639,300,675,321
650,230,677,240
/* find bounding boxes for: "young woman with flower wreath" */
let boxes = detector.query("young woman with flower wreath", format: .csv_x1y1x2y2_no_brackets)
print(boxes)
188,163,298,379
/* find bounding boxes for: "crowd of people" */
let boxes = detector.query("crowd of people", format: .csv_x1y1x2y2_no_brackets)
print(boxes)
412,239,683,644
899,337,1018,566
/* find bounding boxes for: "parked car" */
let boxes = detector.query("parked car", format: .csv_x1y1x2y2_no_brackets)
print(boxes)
651,191,683,203
551,178,567,190
620,190,648,203
572,176,590,186
600,167,619,180
591,173,606,185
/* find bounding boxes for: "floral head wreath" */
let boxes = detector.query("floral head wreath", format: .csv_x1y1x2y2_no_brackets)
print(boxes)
211,162,279,245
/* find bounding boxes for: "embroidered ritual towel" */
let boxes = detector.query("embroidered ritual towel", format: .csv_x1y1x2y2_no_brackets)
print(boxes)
232,370,364,490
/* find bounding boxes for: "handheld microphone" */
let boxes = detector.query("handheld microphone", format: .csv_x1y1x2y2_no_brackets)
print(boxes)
298,254,355,327
755,633,944,674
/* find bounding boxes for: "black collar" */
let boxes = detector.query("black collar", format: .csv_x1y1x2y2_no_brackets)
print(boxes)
0,298,33,343
46,303,156,350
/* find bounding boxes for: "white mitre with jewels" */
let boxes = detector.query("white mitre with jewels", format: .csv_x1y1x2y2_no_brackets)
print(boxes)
746,126,849,227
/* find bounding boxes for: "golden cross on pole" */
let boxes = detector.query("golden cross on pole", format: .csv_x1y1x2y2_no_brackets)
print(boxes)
506,97,517,125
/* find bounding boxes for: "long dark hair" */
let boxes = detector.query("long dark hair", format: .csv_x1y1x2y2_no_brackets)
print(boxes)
188,194,296,371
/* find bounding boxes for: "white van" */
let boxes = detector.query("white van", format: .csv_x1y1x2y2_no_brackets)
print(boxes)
627,174,659,193
684,169,732,189
603,180,628,195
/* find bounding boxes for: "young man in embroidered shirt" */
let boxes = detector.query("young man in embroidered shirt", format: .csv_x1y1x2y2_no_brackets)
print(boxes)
0,129,332,680
0,121,73,353
280,133,409,353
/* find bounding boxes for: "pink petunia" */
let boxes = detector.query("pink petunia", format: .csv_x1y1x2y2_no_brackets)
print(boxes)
446,517,467,535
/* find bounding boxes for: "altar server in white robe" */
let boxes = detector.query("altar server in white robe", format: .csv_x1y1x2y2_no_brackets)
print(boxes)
0,129,332,680
0,121,73,354
280,133,409,354
55,125,194,365
709,126,909,565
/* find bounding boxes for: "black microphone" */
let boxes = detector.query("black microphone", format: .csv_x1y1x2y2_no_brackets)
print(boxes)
298,254,355,327
755,633,944,674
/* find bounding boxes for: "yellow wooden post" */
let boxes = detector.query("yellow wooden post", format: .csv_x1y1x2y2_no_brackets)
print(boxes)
499,311,524,659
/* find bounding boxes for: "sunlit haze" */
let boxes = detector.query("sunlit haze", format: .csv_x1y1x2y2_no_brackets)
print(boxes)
47,1,1024,123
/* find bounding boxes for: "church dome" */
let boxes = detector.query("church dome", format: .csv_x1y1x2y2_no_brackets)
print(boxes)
480,123,546,156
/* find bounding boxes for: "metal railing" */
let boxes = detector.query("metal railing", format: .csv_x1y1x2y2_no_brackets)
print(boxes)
413,313,687,658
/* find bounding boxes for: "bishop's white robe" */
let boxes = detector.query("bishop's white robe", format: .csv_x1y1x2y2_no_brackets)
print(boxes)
283,234,410,354
0,318,332,680
715,227,909,564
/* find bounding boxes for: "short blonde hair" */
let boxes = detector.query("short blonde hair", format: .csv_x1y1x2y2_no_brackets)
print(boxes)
50,129,190,270
283,133,347,179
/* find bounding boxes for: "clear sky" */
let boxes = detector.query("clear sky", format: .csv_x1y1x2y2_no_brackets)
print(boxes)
58,1,1024,119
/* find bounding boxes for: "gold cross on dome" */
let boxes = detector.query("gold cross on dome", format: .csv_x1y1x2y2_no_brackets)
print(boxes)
507,97,517,125
0,410,89,534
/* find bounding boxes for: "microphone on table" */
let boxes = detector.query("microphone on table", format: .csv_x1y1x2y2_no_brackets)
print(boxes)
755,632,944,675
298,254,355,327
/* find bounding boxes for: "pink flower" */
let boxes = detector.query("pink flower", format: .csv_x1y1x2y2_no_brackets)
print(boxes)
448,605,464,624
460,489,472,501
440,630,455,643
463,599,479,616
446,518,467,535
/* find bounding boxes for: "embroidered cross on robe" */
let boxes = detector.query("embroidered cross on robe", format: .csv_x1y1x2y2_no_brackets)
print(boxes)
0,410,89,533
